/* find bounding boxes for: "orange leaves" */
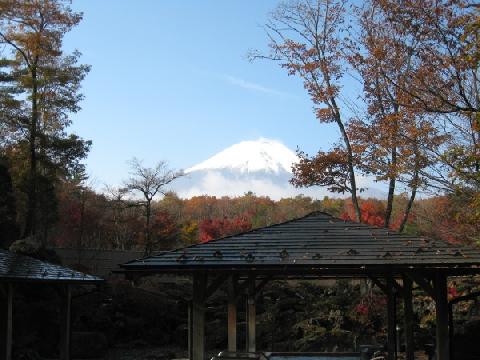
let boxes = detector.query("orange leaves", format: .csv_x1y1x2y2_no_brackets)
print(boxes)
315,108,334,123
291,148,351,194
341,199,386,227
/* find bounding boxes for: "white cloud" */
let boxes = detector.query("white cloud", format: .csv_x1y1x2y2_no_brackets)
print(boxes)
223,74,291,97
176,171,327,200
174,171,387,200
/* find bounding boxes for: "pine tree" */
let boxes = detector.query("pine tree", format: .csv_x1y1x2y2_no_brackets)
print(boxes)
0,0,91,237
0,159,19,247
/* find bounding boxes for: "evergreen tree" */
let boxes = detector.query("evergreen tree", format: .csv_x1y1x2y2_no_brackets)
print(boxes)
0,159,19,247
0,0,91,237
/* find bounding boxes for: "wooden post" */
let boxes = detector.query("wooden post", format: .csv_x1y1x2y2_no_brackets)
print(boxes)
188,301,193,360
434,272,449,360
386,277,396,360
245,277,256,353
227,276,238,353
192,274,207,360
2,283,14,360
59,285,72,360
402,275,415,360
448,303,454,360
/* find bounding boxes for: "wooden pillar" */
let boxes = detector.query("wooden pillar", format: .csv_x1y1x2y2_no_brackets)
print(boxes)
59,285,72,360
188,301,193,360
386,277,396,360
402,275,415,360
192,274,207,360
245,277,256,353
448,303,454,360
227,276,238,353
1,283,14,360
434,272,449,360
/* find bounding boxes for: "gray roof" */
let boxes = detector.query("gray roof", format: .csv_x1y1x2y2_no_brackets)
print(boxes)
120,212,480,277
0,250,103,283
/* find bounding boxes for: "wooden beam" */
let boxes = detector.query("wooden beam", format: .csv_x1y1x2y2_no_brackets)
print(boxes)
434,272,449,360
369,275,388,294
449,290,480,305
245,276,256,353
402,275,414,360
205,274,228,299
227,276,238,353
370,274,405,298
254,276,272,297
386,277,396,360
192,274,207,360
407,273,435,299
59,285,72,360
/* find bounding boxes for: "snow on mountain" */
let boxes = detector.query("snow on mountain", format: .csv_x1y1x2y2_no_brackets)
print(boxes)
185,138,299,175
172,138,386,200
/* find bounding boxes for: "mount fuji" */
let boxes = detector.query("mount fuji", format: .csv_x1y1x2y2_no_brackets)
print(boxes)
186,138,299,175
173,138,385,200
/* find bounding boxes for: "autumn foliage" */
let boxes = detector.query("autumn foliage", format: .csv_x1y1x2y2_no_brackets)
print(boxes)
340,199,386,227
199,213,252,243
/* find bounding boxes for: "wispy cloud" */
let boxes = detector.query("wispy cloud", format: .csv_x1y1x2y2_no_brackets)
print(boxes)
172,171,387,200
223,74,291,97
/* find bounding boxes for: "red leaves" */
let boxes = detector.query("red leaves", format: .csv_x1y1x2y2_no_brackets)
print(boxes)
341,199,386,227
354,303,369,315
199,213,252,243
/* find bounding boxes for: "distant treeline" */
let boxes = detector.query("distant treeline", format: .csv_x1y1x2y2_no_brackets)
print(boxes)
43,188,480,252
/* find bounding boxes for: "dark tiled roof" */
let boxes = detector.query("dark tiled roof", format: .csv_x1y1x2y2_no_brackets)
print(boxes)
121,212,480,276
0,250,103,283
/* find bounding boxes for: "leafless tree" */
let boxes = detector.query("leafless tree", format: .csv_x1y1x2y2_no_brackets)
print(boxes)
124,158,184,255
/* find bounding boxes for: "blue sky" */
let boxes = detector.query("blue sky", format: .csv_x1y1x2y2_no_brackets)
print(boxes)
64,0,354,187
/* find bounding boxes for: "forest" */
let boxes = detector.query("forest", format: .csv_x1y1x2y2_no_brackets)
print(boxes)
0,0,479,254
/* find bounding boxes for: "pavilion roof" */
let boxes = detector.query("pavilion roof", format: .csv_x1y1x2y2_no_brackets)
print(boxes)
120,212,480,277
0,249,103,283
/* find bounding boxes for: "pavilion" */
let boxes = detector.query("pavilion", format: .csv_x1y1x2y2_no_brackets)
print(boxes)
120,212,480,360
0,249,103,360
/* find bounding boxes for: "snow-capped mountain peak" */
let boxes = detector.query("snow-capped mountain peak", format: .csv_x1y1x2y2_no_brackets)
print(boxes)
185,138,299,174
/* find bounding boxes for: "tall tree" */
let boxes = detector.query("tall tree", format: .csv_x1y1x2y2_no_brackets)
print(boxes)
346,2,447,228
369,0,480,194
251,0,362,221
0,158,19,247
0,0,90,237
125,158,183,256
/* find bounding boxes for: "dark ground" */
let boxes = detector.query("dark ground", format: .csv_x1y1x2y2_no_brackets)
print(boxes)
10,275,480,360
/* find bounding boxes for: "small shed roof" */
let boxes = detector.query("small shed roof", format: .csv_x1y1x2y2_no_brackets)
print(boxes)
121,212,480,277
0,249,103,283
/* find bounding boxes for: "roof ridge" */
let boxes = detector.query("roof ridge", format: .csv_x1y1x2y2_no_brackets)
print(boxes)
0,249,103,282
122,211,333,265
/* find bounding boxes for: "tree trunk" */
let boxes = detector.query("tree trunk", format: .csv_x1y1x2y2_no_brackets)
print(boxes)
78,191,86,248
144,200,151,256
385,147,397,228
333,107,361,222
24,66,39,237
399,169,418,233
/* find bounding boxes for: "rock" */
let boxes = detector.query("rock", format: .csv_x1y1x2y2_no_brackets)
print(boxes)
9,237,61,263
9,237,41,255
